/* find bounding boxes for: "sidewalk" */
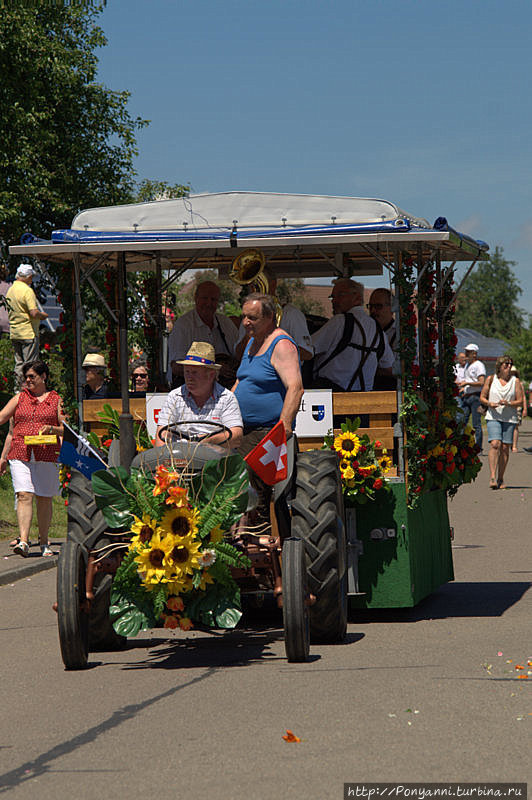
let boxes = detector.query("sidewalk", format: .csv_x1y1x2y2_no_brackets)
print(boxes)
0,538,64,587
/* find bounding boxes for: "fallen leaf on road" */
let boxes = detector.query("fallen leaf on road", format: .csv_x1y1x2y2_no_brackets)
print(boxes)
497,651,503,656
517,675,528,680
515,665,525,670
282,730,301,743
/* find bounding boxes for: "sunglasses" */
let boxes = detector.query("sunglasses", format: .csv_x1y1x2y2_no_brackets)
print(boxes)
133,373,148,381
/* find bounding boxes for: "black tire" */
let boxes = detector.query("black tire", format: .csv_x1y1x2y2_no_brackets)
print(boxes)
57,540,89,670
283,537,310,662
66,470,126,652
291,450,347,644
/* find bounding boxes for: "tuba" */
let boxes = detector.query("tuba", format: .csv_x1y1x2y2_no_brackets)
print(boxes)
230,248,268,291
230,248,282,324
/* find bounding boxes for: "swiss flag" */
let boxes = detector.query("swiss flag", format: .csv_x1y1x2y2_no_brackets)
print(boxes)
244,421,288,485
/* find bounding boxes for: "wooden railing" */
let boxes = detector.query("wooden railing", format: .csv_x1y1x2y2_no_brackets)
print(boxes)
84,389,399,470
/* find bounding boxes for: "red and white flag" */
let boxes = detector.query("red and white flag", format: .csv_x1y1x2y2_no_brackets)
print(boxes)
244,421,288,485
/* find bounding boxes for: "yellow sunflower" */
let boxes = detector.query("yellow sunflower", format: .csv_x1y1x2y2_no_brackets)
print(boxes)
129,514,162,550
378,455,393,475
342,466,355,480
166,532,203,578
333,431,360,458
134,531,174,585
161,505,200,539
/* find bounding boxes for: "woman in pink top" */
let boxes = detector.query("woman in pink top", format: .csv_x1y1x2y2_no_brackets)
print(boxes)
0,360,65,557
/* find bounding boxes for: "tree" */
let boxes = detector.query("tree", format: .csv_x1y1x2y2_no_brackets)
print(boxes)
454,246,523,341
0,3,148,253
135,180,190,202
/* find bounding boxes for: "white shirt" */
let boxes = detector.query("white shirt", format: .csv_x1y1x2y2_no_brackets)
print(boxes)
463,359,486,395
485,375,518,424
312,305,394,391
167,308,239,382
237,303,313,355
157,382,243,438
454,363,466,383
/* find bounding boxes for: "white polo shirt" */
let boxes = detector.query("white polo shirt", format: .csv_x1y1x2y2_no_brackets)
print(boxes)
167,309,239,382
312,305,394,391
463,359,486,395
157,382,243,438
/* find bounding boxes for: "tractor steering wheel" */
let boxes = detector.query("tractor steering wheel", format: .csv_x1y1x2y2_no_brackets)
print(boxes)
158,419,232,444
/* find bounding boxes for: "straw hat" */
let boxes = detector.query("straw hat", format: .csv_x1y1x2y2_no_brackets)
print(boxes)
176,342,221,370
82,353,106,369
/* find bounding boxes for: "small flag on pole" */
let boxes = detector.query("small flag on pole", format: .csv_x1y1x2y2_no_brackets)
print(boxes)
59,422,107,479
244,421,288,485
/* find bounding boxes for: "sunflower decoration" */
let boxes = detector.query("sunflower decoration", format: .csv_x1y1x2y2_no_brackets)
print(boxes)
325,417,392,506
134,530,174,585
102,454,252,638
161,505,200,540
378,454,393,475
333,431,360,459
130,514,162,549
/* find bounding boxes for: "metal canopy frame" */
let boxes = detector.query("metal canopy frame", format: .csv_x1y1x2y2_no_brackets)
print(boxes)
10,223,488,470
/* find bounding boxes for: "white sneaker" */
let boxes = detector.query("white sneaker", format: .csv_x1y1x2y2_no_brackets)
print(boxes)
14,540,29,557
41,545,54,557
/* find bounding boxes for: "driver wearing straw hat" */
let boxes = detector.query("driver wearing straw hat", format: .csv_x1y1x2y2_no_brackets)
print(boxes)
156,342,243,448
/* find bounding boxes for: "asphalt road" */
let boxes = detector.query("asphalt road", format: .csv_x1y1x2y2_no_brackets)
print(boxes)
1,434,531,799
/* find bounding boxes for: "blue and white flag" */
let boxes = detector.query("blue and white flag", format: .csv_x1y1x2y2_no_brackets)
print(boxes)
59,422,107,479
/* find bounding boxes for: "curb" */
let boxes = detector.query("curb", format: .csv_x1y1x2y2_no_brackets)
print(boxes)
0,555,59,587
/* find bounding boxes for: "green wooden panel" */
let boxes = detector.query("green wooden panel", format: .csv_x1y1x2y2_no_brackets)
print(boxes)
350,485,454,609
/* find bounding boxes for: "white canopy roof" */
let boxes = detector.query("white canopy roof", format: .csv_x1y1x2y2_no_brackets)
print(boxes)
71,191,431,233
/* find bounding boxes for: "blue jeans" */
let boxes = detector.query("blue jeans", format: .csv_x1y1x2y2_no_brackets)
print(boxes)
461,393,483,449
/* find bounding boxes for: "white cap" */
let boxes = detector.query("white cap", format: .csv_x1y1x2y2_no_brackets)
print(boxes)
16,263,34,278
465,343,479,352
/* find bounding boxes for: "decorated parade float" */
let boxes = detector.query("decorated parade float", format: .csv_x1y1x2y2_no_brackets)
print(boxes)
10,192,487,668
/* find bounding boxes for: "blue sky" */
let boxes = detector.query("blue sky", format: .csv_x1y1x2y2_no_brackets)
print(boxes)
96,0,532,309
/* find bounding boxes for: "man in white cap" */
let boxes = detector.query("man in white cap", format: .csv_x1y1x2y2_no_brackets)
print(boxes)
5,264,48,388
457,343,486,449
157,342,243,448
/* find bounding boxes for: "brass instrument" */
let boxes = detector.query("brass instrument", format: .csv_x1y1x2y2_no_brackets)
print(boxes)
230,248,282,325
230,248,267,290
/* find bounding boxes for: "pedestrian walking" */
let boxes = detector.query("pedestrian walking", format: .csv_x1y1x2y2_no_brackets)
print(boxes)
0,360,65,556
480,356,523,489
457,344,486,450
510,366,527,452
5,264,48,388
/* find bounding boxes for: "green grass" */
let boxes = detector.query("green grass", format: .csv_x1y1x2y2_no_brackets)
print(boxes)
0,472,67,541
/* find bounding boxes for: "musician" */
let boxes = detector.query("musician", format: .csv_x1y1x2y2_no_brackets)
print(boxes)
312,278,393,391
368,288,396,350
167,280,239,389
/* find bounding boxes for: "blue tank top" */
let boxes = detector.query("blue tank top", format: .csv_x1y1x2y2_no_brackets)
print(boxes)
235,334,295,429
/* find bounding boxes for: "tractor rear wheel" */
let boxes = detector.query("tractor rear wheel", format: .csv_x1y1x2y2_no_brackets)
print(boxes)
291,450,347,644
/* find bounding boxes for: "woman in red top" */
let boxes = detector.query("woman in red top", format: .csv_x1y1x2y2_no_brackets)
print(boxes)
0,361,65,557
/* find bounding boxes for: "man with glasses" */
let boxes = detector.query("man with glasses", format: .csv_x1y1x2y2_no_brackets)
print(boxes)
457,343,486,450
367,288,396,350
311,278,393,391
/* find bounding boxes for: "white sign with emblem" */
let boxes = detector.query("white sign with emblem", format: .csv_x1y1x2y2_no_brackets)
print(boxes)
295,389,333,437
145,393,169,439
